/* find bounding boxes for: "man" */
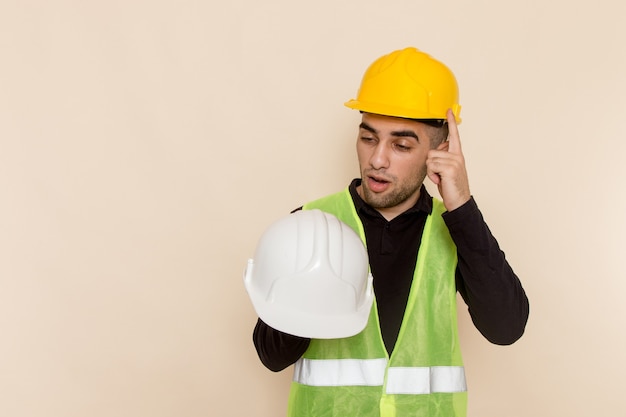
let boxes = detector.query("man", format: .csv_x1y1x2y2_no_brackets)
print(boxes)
252,47,529,417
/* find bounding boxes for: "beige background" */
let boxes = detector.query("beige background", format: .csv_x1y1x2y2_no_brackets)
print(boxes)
1,0,625,416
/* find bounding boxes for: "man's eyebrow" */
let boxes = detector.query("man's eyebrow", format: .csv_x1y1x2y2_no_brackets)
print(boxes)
359,122,377,134
359,122,420,142
391,130,419,141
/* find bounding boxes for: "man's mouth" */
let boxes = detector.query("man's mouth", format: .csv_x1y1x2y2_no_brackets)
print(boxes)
366,174,391,193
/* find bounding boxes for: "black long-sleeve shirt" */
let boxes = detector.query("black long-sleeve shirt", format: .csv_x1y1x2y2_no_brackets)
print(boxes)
253,179,529,372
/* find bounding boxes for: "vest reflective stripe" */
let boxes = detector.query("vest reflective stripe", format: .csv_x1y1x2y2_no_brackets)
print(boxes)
385,366,466,394
294,358,387,387
294,358,466,394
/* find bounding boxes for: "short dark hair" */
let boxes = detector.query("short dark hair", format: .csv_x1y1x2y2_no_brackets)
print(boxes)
415,119,448,148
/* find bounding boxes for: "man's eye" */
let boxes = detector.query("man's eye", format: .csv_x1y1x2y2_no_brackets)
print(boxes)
361,136,375,143
395,143,411,151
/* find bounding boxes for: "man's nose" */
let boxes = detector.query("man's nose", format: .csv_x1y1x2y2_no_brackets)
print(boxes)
369,143,390,169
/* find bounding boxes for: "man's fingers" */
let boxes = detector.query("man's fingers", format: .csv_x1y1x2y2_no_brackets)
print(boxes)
446,109,462,155
427,170,441,185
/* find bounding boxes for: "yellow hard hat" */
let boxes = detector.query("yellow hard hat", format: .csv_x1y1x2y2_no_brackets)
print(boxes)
345,47,462,123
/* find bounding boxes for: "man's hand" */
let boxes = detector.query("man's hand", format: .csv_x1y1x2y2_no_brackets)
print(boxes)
426,109,471,212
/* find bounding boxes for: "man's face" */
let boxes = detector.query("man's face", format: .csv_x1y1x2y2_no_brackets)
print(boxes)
356,113,434,220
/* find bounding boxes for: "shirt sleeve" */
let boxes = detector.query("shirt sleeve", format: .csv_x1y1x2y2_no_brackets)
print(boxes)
443,197,530,345
252,318,311,372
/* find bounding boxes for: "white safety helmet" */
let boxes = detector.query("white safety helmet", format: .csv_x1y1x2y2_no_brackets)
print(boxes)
244,209,374,339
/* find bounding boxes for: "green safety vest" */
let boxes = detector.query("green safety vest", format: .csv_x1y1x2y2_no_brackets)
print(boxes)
288,187,467,417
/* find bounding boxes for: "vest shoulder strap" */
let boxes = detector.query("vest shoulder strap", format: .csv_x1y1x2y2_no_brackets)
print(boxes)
303,188,364,240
